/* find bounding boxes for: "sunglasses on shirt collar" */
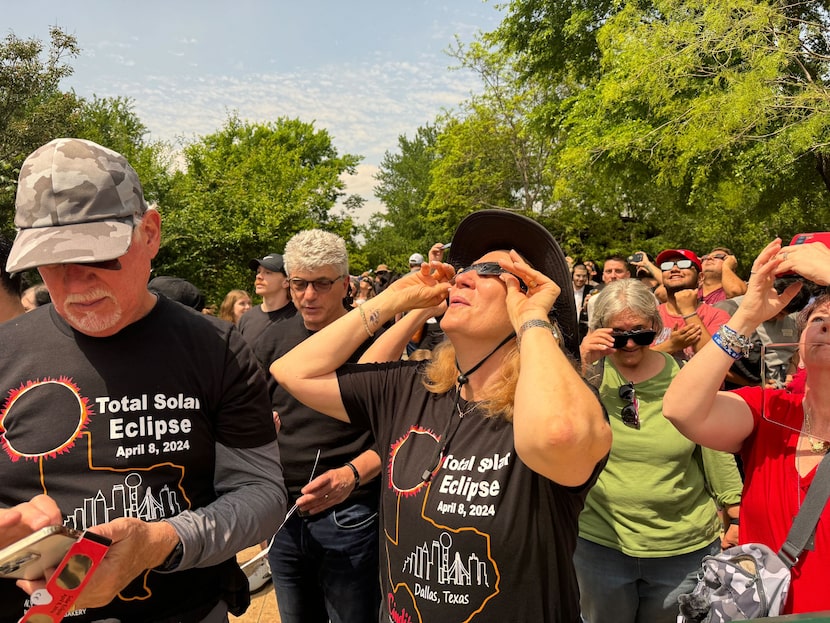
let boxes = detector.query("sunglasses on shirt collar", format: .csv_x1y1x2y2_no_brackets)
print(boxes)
618,382,640,429
610,329,657,349
455,262,528,293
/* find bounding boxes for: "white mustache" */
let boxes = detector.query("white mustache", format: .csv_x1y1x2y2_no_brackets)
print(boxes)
64,289,115,306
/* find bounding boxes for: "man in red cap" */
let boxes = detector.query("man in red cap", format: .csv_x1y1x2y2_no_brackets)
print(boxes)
652,248,731,362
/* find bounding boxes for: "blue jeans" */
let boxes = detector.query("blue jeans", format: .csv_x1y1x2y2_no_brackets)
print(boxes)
574,537,720,623
268,499,381,623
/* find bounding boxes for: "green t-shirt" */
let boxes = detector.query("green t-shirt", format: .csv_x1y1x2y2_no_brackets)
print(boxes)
579,353,741,557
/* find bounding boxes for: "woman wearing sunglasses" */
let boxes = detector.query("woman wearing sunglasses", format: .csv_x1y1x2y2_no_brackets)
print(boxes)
269,210,612,622
577,278,742,623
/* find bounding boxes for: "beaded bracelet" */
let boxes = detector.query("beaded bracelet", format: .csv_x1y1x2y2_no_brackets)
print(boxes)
712,325,752,360
357,304,375,338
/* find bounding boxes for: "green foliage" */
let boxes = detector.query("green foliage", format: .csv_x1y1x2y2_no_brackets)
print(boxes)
363,37,568,271
360,124,449,273
73,95,174,207
0,27,81,235
491,0,830,271
156,114,362,304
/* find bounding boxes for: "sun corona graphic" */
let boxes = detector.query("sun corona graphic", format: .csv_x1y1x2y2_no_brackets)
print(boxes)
0,377,93,461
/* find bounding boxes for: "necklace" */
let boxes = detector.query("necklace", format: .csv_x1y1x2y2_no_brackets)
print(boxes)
457,400,478,419
803,402,830,455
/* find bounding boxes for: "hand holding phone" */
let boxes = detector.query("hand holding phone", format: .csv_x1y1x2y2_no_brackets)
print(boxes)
0,525,81,580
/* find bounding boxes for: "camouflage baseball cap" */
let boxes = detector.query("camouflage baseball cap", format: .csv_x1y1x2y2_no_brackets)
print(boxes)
6,138,148,274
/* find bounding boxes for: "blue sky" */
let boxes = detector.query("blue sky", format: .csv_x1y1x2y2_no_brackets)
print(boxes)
8,1,505,221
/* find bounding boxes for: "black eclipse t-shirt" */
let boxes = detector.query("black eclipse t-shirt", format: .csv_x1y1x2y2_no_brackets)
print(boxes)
0,297,276,623
337,361,601,623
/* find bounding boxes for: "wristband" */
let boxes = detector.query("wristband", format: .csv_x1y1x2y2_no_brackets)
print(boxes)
345,461,360,489
728,516,740,526
712,325,752,360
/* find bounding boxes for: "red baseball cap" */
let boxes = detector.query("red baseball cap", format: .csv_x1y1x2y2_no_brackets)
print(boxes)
655,249,702,272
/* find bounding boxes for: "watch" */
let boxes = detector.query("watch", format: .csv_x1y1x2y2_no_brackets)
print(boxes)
517,319,561,351
156,541,183,572
728,517,740,526
345,461,360,489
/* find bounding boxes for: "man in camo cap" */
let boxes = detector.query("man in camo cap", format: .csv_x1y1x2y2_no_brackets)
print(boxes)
0,138,286,622
7,138,148,273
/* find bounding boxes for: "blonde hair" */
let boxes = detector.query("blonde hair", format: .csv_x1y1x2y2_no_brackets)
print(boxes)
218,289,251,324
422,340,520,422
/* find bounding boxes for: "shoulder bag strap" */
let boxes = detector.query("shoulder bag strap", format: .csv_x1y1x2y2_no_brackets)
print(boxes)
779,452,830,567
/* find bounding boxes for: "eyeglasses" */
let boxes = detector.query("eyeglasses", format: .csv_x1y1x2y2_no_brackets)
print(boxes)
701,254,727,262
455,262,528,293
288,275,345,293
610,329,657,349
618,382,640,429
659,259,694,271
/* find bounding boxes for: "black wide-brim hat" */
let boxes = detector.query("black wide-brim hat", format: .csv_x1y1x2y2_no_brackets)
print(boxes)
448,209,579,361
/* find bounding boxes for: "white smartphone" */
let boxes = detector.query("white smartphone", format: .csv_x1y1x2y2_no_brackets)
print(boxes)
0,525,81,580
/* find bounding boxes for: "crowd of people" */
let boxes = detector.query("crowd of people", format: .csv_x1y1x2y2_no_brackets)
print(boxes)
1,136,829,623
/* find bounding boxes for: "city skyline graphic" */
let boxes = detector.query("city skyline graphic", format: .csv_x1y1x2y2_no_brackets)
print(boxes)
403,531,490,587
65,471,182,530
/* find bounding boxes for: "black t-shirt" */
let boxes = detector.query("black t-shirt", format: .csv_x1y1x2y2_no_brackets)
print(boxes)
0,297,276,623
237,301,296,345
253,314,378,501
337,361,600,623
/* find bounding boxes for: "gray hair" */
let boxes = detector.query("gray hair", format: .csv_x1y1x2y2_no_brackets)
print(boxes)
283,229,348,276
588,278,663,333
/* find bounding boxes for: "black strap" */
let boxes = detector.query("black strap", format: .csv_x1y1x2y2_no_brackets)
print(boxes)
420,332,515,482
778,452,830,567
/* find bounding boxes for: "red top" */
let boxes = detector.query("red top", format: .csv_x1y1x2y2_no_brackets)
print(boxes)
733,386,830,614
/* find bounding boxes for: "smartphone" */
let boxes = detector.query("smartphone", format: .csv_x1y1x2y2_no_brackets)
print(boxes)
791,232,830,246
627,252,643,263
776,232,830,276
0,525,81,580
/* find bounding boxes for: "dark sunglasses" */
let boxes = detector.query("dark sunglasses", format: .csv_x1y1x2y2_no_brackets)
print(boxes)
610,329,656,349
288,275,345,293
701,254,727,262
659,259,694,271
455,262,528,293
618,382,640,429
72,259,122,270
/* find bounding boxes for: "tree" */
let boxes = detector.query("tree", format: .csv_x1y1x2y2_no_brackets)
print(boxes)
492,0,830,268
74,95,174,207
426,38,563,245
0,27,81,233
157,114,362,304
361,124,445,271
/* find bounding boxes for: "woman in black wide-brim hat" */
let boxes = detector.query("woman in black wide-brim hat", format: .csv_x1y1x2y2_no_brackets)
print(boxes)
271,210,612,622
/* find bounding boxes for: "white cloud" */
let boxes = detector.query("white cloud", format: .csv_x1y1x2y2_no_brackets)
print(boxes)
44,1,501,223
